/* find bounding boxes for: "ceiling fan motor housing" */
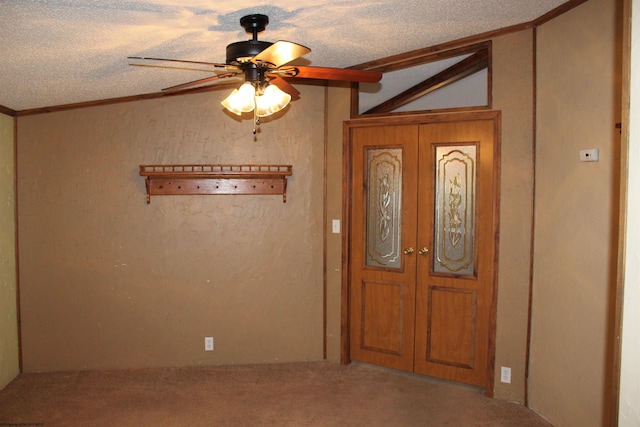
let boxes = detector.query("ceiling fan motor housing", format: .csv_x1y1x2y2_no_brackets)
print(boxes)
226,14,273,73
226,40,273,65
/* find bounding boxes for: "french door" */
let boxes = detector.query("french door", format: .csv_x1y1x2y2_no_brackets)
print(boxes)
347,113,499,388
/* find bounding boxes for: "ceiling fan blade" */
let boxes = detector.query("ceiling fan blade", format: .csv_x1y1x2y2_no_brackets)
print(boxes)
162,73,242,92
130,63,225,73
283,66,382,83
128,56,235,70
267,75,300,98
252,41,311,68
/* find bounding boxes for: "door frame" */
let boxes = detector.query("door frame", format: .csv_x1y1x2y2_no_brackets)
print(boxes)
340,110,501,396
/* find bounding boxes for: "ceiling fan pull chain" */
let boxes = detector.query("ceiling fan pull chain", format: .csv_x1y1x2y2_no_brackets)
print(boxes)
253,98,259,135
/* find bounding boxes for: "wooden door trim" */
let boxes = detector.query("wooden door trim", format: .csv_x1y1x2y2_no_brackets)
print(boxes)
487,112,502,397
340,110,501,396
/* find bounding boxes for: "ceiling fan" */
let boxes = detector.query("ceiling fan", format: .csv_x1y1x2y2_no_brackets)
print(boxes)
128,14,383,133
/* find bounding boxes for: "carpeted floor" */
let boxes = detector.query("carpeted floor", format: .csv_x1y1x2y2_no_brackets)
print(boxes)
0,361,552,426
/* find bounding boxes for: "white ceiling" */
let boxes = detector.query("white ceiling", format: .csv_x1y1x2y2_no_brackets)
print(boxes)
0,0,569,111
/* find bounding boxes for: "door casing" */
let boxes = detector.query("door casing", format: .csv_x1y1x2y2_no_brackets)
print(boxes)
340,110,501,397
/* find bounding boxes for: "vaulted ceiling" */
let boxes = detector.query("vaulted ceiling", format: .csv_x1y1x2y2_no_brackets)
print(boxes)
0,0,578,113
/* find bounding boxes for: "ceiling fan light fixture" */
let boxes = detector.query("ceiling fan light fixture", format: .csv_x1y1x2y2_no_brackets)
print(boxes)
255,84,291,117
221,82,256,115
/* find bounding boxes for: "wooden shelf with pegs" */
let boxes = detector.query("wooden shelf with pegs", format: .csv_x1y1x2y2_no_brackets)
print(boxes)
139,164,293,204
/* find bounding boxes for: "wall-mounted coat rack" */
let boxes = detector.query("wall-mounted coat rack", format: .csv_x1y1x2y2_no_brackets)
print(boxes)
139,164,293,203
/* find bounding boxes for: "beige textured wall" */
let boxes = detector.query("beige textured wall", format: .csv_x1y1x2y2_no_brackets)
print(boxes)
18,86,325,371
0,112,19,388
530,0,621,425
491,30,535,403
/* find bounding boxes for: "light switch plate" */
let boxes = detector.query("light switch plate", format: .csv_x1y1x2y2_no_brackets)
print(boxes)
501,366,511,384
205,337,214,351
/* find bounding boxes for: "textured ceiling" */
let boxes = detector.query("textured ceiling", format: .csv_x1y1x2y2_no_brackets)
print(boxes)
0,0,569,111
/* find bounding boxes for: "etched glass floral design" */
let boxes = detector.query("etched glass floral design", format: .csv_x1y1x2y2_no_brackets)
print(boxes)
366,148,402,269
433,145,476,275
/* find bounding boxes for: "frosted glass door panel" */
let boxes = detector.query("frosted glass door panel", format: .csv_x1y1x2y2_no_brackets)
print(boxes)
433,144,476,276
366,148,403,269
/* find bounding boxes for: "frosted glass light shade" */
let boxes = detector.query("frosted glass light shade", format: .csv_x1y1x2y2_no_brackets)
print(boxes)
255,84,291,117
221,82,256,115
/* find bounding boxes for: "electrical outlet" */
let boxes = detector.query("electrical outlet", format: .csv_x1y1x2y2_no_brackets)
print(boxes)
500,366,511,384
205,337,214,351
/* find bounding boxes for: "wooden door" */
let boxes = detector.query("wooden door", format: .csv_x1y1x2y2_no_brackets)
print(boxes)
413,119,497,387
348,124,419,372
347,114,499,388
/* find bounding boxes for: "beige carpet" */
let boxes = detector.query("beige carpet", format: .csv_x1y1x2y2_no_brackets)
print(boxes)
0,361,551,426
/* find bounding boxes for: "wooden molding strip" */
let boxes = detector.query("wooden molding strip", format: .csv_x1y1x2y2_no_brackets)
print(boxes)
532,0,589,27
0,104,17,117
610,0,631,424
351,0,588,73
353,41,491,75
14,84,232,117
364,48,489,115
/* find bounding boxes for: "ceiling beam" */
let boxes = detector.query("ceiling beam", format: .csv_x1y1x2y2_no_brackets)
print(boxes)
363,48,489,115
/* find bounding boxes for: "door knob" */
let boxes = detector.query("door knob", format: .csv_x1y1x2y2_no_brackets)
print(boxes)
403,247,415,255
418,247,429,255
